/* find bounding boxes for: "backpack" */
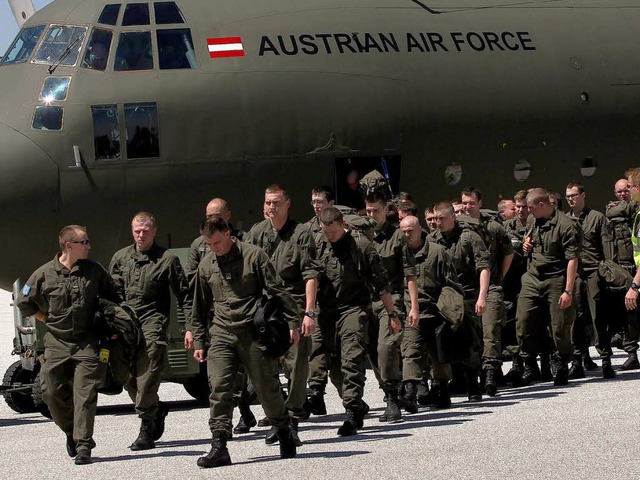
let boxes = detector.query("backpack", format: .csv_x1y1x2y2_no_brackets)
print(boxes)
359,169,391,199
605,200,638,265
334,204,377,240
456,214,496,254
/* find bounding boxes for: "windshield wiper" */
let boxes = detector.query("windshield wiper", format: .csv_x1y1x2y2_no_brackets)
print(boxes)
48,35,82,74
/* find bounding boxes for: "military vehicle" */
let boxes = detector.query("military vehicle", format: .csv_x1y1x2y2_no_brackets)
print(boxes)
2,0,640,410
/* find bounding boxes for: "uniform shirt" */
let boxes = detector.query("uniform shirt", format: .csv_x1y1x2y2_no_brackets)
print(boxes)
17,255,120,342
315,230,390,309
480,213,514,284
568,207,610,271
305,215,322,235
428,224,490,299
526,209,581,278
406,235,463,316
244,218,320,307
185,225,244,285
109,242,190,342
371,221,416,298
191,240,299,350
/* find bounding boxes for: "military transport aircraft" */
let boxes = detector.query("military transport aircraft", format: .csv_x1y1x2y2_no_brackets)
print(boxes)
0,0,639,290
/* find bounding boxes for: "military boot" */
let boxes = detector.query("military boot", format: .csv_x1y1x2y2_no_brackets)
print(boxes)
151,401,168,441
540,353,553,381
401,381,419,414
553,359,569,386
233,401,257,434
130,418,155,451
74,448,92,465
505,354,524,387
568,355,586,379
337,409,359,436
521,357,538,386
307,389,327,416
484,368,497,397
416,379,430,406
467,370,482,402
620,352,640,371
610,332,624,350
436,381,452,409
379,383,402,422
602,357,616,379
583,352,598,371
197,432,232,468
278,425,298,459
448,366,467,395
66,434,77,458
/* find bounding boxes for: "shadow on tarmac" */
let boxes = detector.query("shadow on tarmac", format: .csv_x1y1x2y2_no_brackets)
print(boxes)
0,415,50,428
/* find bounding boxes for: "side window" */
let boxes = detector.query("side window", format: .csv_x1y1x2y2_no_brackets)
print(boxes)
154,2,185,24
98,4,121,25
82,28,113,71
125,103,159,158
32,106,63,131
92,105,121,160
1,25,45,65
32,25,87,66
122,3,150,26
114,31,153,71
39,77,71,101
157,29,197,69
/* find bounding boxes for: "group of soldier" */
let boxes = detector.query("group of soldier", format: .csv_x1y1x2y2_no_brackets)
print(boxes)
14,167,640,467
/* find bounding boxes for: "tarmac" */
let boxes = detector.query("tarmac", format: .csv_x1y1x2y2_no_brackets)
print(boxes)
1,288,639,479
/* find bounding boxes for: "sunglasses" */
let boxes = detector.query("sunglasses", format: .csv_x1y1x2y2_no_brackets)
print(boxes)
69,240,91,245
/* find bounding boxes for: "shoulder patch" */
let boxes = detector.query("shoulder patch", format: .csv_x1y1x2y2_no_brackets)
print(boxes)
21,284,31,296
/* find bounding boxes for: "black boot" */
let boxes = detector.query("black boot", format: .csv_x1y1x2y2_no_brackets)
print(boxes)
197,432,232,468
151,402,168,441
467,370,482,402
521,357,538,386
416,379,430,406
265,425,278,445
553,359,569,386
583,352,598,371
337,409,359,436
278,425,298,458
449,366,467,395
130,418,155,451
620,352,640,371
289,418,303,447
610,333,624,350
234,401,257,434
505,354,524,387
602,357,616,379
540,354,553,381
66,434,77,458
74,448,92,465
568,355,585,379
307,389,327,415
401,381,419,414
484,369,497,397
436,381,452,409
379,383,402,422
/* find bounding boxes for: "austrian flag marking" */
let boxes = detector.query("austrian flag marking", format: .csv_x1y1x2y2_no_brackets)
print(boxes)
207,37,245,58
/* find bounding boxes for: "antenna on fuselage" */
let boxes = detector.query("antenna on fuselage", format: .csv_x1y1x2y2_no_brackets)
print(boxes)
8,0,36,28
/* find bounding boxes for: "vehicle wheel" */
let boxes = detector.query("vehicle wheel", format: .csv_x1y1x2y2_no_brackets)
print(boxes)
32,371,52,419
183,364,210,404
2,361,37,414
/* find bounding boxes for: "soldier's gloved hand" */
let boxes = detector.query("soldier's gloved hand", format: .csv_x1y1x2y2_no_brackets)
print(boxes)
108,316,139,347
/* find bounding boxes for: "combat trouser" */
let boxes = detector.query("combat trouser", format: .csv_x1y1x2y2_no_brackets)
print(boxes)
482,284,506,370
573,270,614,359
307,325,328,391
207,323,289,438
460,299,483,370
126,337,168,420
372,293,404,384
623,308,640,353
401,314,452,382
283,333,311,418
317,305,369,411
516,272,575,361
40,332,102,451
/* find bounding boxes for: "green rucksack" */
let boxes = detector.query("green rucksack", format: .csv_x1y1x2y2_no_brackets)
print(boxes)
605,200,638,265
334,204,377,240
359,169,391,199
457,214,496,254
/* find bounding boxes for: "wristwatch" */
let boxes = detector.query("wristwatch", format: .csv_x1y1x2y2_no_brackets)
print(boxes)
631,283,639,292
305,311,317,318
563,290,573,296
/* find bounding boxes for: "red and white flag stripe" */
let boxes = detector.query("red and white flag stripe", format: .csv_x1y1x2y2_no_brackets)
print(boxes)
207,37,245,58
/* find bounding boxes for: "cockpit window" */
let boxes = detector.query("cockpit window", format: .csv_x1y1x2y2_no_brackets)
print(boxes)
92,105,121,160
154,2,185,24
157,29,196,69
122,3,150,26
82,28,113,71
39,77,71,102
1,25,45,65
114,31,153,71
98,4,121,25
32,25,87,67
32,106,63,131
125,103,159,158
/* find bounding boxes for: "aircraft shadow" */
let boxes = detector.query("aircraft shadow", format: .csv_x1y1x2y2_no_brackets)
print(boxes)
0,415,50,428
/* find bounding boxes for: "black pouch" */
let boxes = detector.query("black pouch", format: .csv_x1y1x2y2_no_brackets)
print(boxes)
253,295,291,358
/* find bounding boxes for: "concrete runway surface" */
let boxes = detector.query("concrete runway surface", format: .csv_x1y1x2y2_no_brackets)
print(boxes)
1,288,639,479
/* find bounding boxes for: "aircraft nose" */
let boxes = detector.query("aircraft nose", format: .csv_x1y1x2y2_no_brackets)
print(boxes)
0,122,59,289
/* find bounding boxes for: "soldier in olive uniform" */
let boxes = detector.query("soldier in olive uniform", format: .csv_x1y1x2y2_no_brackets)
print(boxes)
315,207,400,436
460,187,514,396
109,212,191,451
306,185,336,235
516,188,580,386
428,201,490,401
17,225,121,465
245,184,320,445
565,183,616,379
191,218,300,468
399,216,463,410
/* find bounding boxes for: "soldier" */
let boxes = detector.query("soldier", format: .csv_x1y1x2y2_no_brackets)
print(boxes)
399,216,462,410
497,199,517,222
461,187,514,396
424,204,438,234
17,225,121,465
315,206,400,435
428,201,490,401
516,188,580,386
109,212,191,451
622,169,640,366
306,185,336,235
364,192,418,422
245,184,320,445
191,218,300,468
565,183,615,379
397,200,419,220
614,178,631,202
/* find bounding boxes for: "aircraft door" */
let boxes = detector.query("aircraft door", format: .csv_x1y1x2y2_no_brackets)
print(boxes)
334,156,401,211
